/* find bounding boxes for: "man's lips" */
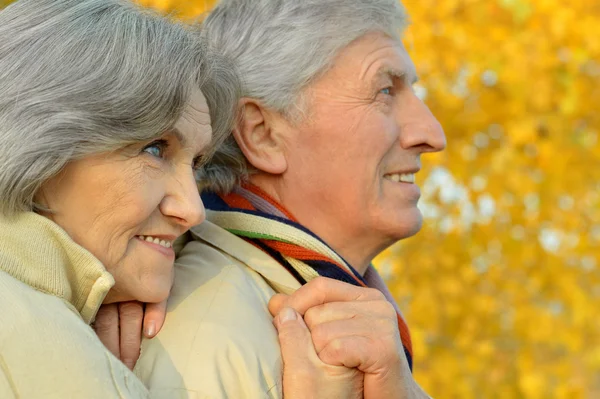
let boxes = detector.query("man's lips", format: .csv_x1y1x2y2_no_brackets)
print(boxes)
384,172,417,183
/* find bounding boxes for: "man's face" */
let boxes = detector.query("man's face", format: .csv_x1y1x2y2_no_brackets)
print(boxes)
279,32,446,267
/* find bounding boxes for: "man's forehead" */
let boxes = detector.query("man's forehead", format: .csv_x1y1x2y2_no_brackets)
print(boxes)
354,36,417,83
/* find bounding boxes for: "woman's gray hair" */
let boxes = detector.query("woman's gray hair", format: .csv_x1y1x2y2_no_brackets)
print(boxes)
0,0,239,216
198,0,409,193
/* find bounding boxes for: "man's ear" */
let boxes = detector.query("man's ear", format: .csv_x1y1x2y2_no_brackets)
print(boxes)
233,98,288,175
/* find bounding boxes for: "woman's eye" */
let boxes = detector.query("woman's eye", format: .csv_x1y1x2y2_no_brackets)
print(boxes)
142,140,168,159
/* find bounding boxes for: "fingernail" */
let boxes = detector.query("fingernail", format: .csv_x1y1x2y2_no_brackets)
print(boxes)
144,321,156,338
279,307,297,324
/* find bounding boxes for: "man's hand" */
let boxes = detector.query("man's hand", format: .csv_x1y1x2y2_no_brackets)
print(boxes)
273,306,363,399
269,277,431,399
93,300,167,370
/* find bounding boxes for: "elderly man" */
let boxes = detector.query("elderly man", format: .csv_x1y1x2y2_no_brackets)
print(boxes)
132,0,446,397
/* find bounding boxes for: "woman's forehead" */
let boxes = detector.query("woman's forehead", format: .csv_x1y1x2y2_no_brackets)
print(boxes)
175,89,212,152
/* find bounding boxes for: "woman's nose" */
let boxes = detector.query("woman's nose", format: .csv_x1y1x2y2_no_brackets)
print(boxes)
160,170,205,230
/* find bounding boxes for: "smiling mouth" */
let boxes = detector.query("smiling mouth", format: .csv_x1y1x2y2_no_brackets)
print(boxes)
384,173,416,183
136,235,173,249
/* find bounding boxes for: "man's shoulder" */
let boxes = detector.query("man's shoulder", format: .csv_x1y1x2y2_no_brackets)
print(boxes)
136,240,283,398
175,220,302,296
0,271,148,398
172,237,277,308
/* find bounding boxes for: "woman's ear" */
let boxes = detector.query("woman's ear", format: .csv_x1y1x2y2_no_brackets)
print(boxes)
233,98,288,175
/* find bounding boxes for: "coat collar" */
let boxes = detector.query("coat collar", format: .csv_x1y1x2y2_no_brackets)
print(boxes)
188,215,302,295
0,212,114,324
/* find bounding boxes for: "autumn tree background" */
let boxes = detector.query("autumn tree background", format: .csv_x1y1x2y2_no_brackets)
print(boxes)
3,0,597,397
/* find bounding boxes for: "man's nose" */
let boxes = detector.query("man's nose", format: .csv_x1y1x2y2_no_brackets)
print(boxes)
397,93,447,153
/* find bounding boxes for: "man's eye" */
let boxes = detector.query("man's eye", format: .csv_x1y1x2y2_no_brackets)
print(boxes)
142,139,168,158
192,155,206,172
380,87,393,96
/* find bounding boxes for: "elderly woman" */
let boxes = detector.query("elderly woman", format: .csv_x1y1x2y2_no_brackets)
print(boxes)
133,0,444,398
0,0,238,396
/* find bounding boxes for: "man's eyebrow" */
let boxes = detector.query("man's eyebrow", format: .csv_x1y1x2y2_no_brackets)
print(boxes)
372,66,419,85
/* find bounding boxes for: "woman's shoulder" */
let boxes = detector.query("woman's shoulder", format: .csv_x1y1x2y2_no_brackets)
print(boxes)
0,270,148,399
0,269,80,329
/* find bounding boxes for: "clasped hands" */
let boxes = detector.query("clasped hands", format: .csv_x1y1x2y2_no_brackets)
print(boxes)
94,277,429,399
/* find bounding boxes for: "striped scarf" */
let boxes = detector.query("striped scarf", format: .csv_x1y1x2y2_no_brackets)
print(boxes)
202,183,413,371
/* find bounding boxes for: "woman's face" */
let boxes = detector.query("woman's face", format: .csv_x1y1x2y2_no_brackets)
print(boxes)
38,89,212,304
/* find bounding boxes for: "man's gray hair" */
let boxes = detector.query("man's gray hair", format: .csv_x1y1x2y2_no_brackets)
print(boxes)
199,0,409,193
0,0,240,216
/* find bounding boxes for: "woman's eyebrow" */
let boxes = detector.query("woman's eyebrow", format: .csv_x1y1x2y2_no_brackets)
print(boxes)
170,128,188,148
170,127,213,157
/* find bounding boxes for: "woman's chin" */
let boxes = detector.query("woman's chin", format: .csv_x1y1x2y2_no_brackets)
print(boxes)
106,273,173,304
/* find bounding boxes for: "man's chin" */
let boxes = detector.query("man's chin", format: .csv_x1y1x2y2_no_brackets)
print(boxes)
385,209,423,241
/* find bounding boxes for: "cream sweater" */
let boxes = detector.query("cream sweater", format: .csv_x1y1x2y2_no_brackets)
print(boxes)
0,212,148,398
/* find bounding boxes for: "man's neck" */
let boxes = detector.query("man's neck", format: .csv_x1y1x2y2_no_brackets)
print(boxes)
248,176,385,276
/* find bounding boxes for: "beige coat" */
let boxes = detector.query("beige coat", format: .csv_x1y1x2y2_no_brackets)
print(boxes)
135,220,302,398
0,212,148,398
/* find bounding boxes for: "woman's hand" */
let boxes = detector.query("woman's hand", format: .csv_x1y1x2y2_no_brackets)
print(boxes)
93,300,167,370
273,307,363,399
269,277,431,399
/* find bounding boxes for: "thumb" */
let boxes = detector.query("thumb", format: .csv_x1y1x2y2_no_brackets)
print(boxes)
274,307,319,369
268,293,290,317
275,308,363,399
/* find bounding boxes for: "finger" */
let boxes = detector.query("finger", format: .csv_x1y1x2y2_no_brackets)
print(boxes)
311,319,401,373
282,277,385,316
268,293,289,317
275,308,364,398
93,303,120,360
304,299,396,331
143,299,168,338
274,308,318,361
274,308,322,369
274,307,320,398
118,301,144,370
317,335,371,369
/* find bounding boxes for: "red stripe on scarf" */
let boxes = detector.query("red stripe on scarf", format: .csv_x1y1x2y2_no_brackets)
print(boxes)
397,315,413,358
266,240,366,283
267,241,342,265
222,192,255,211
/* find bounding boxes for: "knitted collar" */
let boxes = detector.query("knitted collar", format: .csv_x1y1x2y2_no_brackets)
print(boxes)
202,183,414,371
0,212,114,324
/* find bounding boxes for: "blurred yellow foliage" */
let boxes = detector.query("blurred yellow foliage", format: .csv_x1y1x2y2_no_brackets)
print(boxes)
3,0,596,397
135,0,600,397
137,0,217,19
387,1,600,397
